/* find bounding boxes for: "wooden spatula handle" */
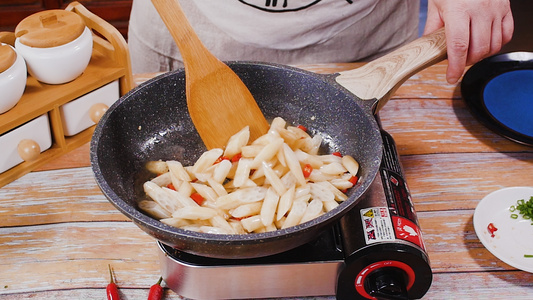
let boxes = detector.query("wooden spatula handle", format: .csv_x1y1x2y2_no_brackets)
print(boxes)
151,0,219,76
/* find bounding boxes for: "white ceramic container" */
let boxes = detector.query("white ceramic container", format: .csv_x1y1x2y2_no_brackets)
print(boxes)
0,43,27,114
60,80,119,136
15,26,93,84
0,114,52,173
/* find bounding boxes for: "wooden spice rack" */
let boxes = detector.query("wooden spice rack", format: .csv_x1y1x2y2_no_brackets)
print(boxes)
0,2,134,188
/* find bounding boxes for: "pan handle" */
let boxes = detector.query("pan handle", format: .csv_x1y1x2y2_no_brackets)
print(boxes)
336,28,447,113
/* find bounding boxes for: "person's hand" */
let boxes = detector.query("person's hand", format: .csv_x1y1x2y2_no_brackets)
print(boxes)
424,0,514,84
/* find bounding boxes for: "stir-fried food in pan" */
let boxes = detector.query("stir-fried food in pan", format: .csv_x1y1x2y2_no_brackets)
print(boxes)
140,117,360,234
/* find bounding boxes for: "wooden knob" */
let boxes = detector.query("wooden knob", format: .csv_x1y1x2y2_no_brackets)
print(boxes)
17,139,41,162
89,103,108,123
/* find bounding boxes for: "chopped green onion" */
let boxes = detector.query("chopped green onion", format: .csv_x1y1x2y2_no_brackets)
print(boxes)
509,196,533,224
525,254,533,258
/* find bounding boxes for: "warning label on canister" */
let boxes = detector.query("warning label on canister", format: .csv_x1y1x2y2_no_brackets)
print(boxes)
360,207,395,244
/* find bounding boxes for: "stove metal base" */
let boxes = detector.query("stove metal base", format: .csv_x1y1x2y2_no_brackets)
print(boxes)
159,241,343,299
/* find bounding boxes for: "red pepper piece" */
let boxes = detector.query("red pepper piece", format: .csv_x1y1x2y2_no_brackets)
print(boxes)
349,176,359,186
190,192,205,205
231,153,242,163
332,151,342,157
340,176,359,193
297,124,307,132
214,156,230,164
487,223,498,238
107,265,120,300
148,276,164,300
166,183,176,191
302,164,313,178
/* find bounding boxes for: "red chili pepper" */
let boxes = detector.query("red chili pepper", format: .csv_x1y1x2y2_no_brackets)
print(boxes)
302,164,313,178
148,277,164,300
348,176,359,186
231,153,242,163
107,265,120,300
487,223,498,238
190,192,205,205
166,183,176,191
332,151,342,157
297,125,307,132
214,156,230,164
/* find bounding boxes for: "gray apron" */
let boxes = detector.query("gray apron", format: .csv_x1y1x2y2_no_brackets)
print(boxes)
128,0,420,73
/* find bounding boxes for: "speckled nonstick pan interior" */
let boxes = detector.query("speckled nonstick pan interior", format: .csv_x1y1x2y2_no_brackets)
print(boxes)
90,30,446,259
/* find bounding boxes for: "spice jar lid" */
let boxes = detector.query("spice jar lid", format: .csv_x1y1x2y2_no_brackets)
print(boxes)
15,10,86,48
0,44,17,73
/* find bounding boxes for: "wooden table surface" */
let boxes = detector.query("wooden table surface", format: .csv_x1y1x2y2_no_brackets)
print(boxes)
1,61,532,299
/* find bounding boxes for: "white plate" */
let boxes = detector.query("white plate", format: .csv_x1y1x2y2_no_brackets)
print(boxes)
473,187,533,273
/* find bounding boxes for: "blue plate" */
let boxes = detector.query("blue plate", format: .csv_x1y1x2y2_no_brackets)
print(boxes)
461,52,533,146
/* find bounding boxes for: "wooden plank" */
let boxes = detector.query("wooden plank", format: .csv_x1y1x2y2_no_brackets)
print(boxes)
1,270,531,299
0,289,185,300
403,152,533,211
427,271,533,298
418,210,522,272
0,222,160,294
34,142,91,171
0,167,127,227
380,99,533,155
1,218,532,298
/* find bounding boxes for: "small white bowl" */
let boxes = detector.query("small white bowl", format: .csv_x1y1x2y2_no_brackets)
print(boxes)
15,26,93,84
0,43,27,114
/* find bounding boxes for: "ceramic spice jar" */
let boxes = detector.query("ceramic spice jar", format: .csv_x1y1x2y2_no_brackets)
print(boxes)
14,10,93,84
0,43,27,114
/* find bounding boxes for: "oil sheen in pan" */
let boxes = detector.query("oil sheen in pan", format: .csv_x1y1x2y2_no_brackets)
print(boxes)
483,69,533,137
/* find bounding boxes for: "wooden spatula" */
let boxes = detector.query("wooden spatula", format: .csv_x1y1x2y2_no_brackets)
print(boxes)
151,0,269,149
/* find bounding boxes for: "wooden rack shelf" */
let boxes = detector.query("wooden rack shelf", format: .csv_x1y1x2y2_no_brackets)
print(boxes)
0,2,134,187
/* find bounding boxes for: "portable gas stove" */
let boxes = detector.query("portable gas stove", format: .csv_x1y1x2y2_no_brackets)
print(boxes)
157,129,432,300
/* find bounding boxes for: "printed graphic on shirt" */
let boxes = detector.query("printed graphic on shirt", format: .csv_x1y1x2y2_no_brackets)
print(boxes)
239,0,353,12
192,0,377,49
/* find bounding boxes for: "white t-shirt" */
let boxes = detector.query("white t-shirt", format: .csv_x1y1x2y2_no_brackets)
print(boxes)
128,0,420,73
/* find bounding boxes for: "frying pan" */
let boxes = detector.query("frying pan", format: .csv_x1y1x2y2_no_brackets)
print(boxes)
461,52,533,146
91,29,446,259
